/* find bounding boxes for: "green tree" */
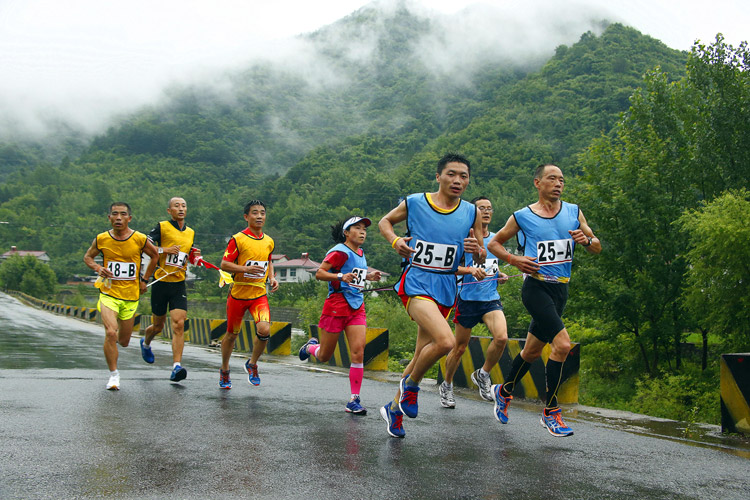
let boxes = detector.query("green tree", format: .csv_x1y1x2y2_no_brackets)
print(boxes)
678,190,750,354
0,255,57,298
574,35,750,374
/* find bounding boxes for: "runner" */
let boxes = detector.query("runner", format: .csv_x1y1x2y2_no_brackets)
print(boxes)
487,164,601,436
440,196,509,408
218,200,278,389
140,197,200,382
378,153,485,438
298,216,382,415
83,202,159,390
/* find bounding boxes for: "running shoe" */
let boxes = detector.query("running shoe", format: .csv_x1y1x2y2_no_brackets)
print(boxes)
398,376,419,418
492,384,512,424
219,369,232,390
345,396,367,415
106,373,120,391
140,338,154,364
298,337,319,361
540,408,574,437
380,402,405,438
471,369,493,402
439,381,456,408
170,364,187,382
244,360,260,386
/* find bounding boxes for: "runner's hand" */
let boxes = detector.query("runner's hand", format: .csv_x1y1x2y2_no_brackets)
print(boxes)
164,245,181,255
469,267,487,280
394,236,416,259
512,255,540,274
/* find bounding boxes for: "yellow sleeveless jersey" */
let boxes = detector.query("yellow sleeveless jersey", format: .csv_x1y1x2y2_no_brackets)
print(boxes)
96,230,147,301
154,221,195,282
228,230,274,300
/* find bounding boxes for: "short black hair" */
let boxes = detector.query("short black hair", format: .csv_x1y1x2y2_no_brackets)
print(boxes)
534,164,557,180
244,200,266,215
109,202,131,215
437,153,471,175
471,196,490,205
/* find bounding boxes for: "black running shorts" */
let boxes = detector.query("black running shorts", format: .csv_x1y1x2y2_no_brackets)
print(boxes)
150,280,188,316
521,276,568,343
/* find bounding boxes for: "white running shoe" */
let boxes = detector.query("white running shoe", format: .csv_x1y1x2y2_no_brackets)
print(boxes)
471,369,493,402
106,373,120,391
439,381,456,408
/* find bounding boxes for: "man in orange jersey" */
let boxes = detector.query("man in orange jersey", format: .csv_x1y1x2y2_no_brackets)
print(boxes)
83,202,159,390
218,200,279,389
141,197,200,383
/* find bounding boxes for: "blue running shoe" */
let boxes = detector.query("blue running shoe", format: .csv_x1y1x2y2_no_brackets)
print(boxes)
219,369,232,390
298,337,319,361
492,384,512,424
345,396,367,415
140,338,154,364
398,376,419,418
170,364,187,382
379,402,405,438
244,360,260,386
541,408,574,437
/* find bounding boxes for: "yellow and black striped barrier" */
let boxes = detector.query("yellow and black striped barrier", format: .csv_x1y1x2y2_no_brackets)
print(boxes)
437,337,580,404
307,325,389,371
721,353,750,435
139,315,292,356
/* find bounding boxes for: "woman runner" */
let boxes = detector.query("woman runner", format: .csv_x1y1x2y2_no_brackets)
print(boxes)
299,216,381,415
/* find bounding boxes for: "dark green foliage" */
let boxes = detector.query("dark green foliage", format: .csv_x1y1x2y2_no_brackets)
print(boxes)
0,255,57,298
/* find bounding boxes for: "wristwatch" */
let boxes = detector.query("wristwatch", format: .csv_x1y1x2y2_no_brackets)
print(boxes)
337,273,343,281
157,247,164,254
583,236,593,247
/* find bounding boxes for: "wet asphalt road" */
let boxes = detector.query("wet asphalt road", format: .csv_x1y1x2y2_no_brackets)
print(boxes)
1,291,749,499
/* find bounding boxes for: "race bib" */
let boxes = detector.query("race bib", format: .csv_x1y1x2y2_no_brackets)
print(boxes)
412,240,458,272
106,260,137,280
481,258,499,277
243,260,268,279
165,251,188,268
536,239,573,265
348,267,367,289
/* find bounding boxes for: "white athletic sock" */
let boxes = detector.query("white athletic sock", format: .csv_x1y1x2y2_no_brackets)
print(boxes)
442,381,453,389
110,370,119,376
480,368,490,379
173,362,181,369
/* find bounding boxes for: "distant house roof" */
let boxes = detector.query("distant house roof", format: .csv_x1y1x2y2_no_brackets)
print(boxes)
271,254,288,263
274,253,321,270
1,246,50,262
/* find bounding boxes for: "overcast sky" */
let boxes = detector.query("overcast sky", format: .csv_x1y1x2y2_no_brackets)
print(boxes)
1,0,748,137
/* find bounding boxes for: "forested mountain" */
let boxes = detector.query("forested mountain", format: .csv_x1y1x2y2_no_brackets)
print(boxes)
0,2,687,280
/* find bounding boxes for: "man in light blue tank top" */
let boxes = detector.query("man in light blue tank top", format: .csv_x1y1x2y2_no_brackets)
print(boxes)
378,153,486,439
487,164,601,437
441,197,510,408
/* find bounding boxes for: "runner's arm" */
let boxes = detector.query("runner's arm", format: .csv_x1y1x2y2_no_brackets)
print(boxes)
83,239,113,278
488,215,540,274
569,210,601,254
379,200,416,259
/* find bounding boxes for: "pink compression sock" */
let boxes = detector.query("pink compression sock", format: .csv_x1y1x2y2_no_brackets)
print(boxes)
349,363,364,395
309,344,320,358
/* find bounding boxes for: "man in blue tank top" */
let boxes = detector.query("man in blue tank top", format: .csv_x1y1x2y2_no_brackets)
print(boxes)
487,164,601,437
441,196,510,408
378,153,486,438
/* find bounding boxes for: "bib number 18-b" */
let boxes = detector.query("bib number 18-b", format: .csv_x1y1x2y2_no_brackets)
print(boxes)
107,260,137,280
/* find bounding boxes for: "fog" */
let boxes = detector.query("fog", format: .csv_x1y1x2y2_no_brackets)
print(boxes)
0,0,747,140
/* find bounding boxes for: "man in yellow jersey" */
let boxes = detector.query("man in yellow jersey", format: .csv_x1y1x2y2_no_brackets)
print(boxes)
84,202,159,390
218,200,279,389
140,197,200,383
